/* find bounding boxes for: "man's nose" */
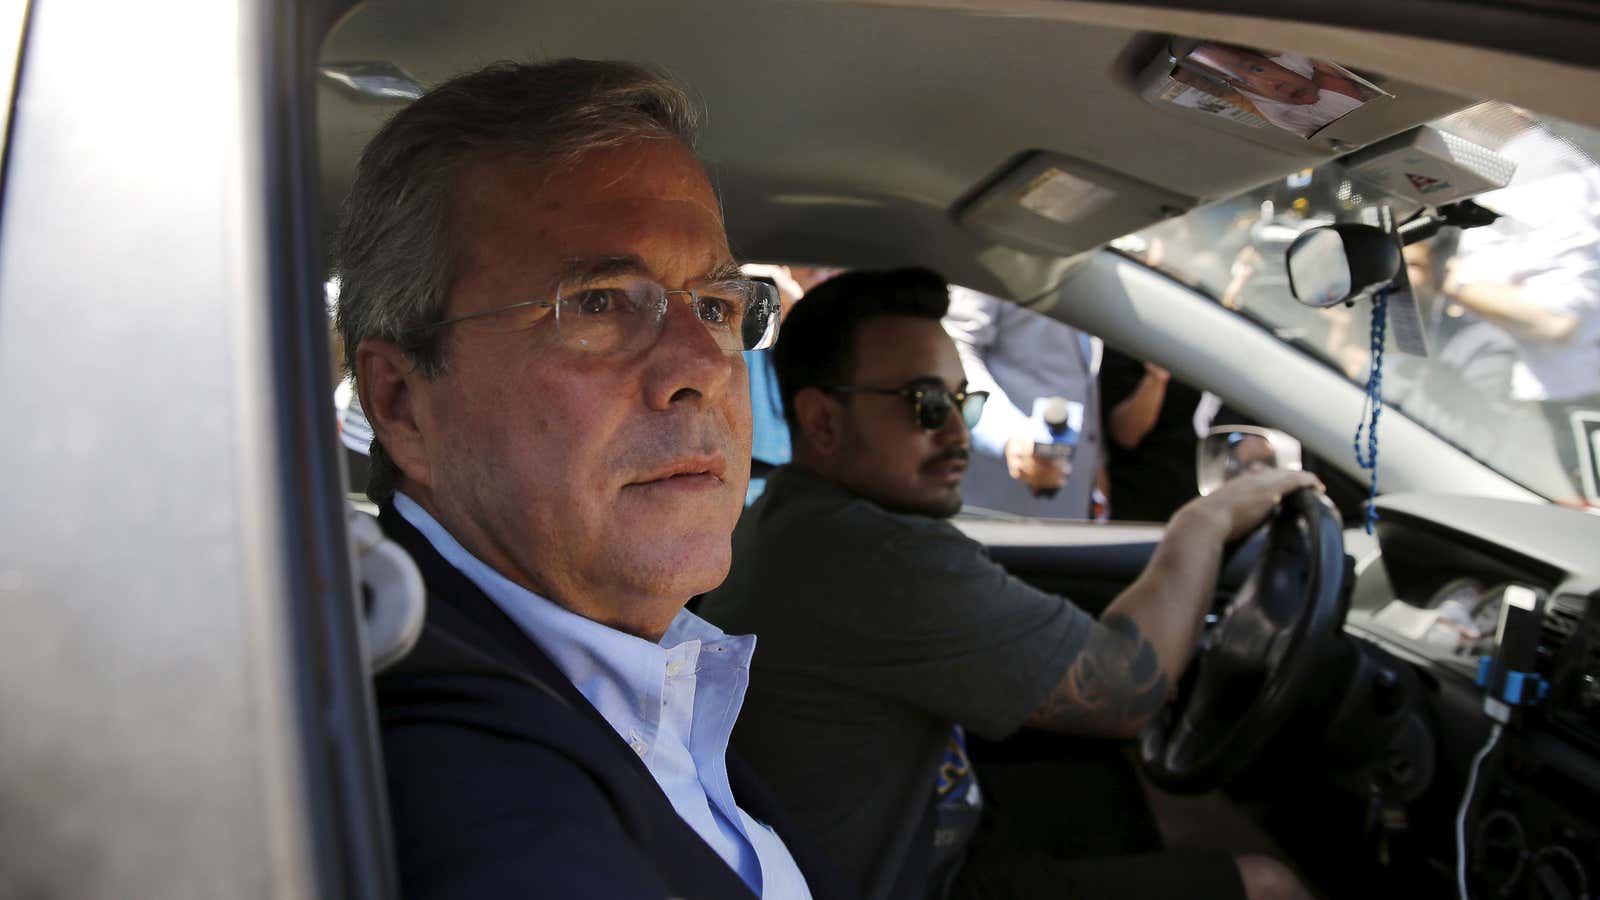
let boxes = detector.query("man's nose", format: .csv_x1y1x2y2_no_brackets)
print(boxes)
641,294,735,409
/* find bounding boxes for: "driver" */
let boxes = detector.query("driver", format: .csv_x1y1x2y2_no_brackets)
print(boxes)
698,268,1320,900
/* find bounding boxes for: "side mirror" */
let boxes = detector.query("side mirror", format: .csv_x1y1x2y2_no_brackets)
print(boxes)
1286,223,1401,308
1197,426,1304,496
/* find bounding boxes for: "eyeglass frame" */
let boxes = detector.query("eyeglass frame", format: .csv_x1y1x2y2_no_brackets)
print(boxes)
396,275,781,354
823,380,989,431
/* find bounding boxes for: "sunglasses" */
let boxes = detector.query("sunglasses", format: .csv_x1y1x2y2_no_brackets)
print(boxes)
824,382,989,431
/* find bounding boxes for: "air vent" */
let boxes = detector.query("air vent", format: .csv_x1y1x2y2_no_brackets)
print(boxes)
1540,593,1586,661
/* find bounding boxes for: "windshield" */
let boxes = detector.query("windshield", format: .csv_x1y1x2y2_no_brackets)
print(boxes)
1122,102,1600,507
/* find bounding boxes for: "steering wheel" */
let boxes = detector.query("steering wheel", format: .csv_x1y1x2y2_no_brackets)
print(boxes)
1139,487,1347,792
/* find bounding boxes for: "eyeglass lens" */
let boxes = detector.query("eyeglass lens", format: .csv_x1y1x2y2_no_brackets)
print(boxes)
960,392,987,429
912,390,987,431
556,278,776,354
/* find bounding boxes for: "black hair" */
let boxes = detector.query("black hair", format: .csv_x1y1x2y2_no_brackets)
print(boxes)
772,267,950,428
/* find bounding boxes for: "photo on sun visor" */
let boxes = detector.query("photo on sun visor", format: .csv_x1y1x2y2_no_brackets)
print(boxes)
1141,40,1392,139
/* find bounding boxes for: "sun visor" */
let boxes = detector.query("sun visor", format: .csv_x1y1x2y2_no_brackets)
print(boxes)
1135,39,1396,149
954,151,1191,258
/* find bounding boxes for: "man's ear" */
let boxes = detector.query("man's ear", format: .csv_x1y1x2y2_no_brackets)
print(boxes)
793,387,843,456
355,337,433,490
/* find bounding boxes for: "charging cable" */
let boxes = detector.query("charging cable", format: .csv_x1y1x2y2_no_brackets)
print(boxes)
1458,585,1547,900
1456,721,1503,900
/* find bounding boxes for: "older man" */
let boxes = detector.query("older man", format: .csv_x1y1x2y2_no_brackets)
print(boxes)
699,269,1315,900
337,60,827,900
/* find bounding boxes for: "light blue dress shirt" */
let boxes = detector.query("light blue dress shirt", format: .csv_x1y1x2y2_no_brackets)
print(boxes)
394,494,813,900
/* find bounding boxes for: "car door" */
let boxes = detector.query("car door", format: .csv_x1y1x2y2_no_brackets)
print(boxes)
0,0,394,896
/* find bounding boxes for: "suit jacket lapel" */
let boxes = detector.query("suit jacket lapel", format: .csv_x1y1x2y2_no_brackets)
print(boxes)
377,502,661,786
375,501,843,900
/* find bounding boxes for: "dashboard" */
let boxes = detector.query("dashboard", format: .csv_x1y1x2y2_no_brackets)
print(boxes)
1350,495,1600,748
959,492,1600,896
1345,493,1600,898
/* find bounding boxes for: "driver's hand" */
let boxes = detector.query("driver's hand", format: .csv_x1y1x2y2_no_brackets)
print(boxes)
1004,435,1069,492
1181,469,1324,542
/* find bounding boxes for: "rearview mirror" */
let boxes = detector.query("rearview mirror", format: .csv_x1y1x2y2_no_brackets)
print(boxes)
1197,427,1303,496
1286,223,1401,308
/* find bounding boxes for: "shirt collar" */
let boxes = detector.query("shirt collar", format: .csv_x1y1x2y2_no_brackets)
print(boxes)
391,492,753,719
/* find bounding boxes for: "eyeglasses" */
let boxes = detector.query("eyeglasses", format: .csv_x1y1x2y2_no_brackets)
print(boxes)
403,276,780,355
825,382,989,431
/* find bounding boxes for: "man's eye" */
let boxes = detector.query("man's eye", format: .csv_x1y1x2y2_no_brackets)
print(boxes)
569,288,633,316
695,294,739,325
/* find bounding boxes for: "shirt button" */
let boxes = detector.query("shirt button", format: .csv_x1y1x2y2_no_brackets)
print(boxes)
666,660,684,677
631,739,648,757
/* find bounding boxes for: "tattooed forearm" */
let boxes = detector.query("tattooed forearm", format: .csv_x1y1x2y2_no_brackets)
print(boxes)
1025,613,1170,738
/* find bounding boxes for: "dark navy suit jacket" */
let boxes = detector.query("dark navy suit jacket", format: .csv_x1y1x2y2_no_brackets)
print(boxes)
373,503,844,900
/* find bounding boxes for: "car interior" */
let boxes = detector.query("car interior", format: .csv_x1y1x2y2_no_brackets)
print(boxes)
314,3,1600,896
3,0,1599,898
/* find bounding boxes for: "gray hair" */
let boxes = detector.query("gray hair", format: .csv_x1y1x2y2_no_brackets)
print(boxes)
334,59,701,500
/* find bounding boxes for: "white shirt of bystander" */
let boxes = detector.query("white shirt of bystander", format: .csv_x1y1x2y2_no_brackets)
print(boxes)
1451,128,1600,402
